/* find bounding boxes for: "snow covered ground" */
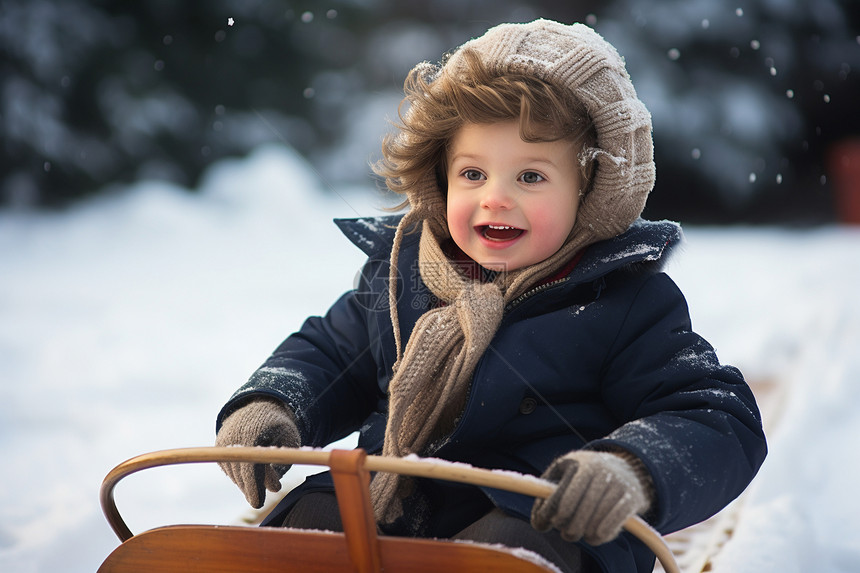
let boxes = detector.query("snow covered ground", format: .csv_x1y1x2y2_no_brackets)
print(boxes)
1,144,858,572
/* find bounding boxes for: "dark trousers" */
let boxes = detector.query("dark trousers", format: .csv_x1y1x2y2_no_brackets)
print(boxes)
279,491,595,573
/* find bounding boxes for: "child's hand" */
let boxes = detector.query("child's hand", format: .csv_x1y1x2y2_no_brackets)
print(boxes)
531,450,651,545
215,397,301,508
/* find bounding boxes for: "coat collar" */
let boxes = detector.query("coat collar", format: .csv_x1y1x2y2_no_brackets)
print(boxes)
568,218,682,284
334,214,682,383
334,215,409,259
334,214,682,281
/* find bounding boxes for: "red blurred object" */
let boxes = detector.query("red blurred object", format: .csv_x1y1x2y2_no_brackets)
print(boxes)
829,139,860,225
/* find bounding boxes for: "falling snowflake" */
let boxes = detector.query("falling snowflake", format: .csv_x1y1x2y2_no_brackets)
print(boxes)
228,17,234,27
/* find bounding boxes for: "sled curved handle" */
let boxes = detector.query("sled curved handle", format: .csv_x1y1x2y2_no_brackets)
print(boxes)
100,447,679,573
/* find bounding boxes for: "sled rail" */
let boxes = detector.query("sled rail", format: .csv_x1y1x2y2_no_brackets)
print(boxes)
100,446,679,573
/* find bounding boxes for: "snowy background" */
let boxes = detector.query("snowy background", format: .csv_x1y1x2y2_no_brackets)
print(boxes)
1,144,859,572
4,1,858,222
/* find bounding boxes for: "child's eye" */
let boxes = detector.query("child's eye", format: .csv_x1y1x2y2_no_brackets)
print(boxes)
463,169,485,181
519,171,545,184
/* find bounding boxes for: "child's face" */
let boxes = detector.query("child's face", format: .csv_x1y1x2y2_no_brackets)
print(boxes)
445,121,581,272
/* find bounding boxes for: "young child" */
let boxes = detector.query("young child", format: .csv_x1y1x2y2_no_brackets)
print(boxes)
215,19,767,573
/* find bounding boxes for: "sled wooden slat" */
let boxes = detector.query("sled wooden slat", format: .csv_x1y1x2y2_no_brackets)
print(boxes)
98,526,353,572
97,525,559,572
329,449,381,573
98,447,680,573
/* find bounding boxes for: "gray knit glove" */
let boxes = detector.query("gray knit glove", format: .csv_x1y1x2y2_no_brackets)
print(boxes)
215,397,301,508
531,450,652,545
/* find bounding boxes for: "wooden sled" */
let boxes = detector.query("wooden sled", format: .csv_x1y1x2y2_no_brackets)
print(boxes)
98,447,679,573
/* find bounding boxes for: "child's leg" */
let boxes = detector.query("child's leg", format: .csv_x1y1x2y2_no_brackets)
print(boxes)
278,491,343,531
451,508,596,573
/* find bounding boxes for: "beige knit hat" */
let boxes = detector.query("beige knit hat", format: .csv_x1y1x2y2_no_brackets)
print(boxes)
408,18,655,242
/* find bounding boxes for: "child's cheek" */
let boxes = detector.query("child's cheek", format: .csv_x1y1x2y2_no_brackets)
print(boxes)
445,196,455,231
531,204,577,251
446,194,469,246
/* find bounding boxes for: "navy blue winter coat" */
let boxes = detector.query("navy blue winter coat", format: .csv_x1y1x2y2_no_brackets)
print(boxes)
217,215,767,572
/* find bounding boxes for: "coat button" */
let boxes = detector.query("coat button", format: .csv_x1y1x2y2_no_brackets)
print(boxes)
519,397,538,415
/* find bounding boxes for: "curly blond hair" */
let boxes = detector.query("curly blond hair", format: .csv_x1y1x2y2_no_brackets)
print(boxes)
374,48,597,209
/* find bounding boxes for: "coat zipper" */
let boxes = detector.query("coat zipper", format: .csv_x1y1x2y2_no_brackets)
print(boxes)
504,276,571,313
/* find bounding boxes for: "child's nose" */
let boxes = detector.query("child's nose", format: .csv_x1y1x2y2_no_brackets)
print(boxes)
479,181,515,210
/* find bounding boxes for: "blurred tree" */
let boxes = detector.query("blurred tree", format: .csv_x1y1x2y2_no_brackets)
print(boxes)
1,0,857,225
1,0,356,206
595,0,860,223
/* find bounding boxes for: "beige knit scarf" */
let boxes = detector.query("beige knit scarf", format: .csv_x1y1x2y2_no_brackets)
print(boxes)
369,209,597,524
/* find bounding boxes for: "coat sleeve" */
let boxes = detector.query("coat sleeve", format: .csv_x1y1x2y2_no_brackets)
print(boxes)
587,271,767,534
216,289,382,448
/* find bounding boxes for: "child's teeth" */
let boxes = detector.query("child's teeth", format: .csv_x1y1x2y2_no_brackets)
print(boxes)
482,225,524,241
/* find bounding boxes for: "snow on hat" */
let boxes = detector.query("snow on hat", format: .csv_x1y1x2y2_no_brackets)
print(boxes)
414,18,655,242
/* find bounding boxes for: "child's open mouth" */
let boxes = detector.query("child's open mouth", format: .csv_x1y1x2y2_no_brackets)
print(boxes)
478,224,525,242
